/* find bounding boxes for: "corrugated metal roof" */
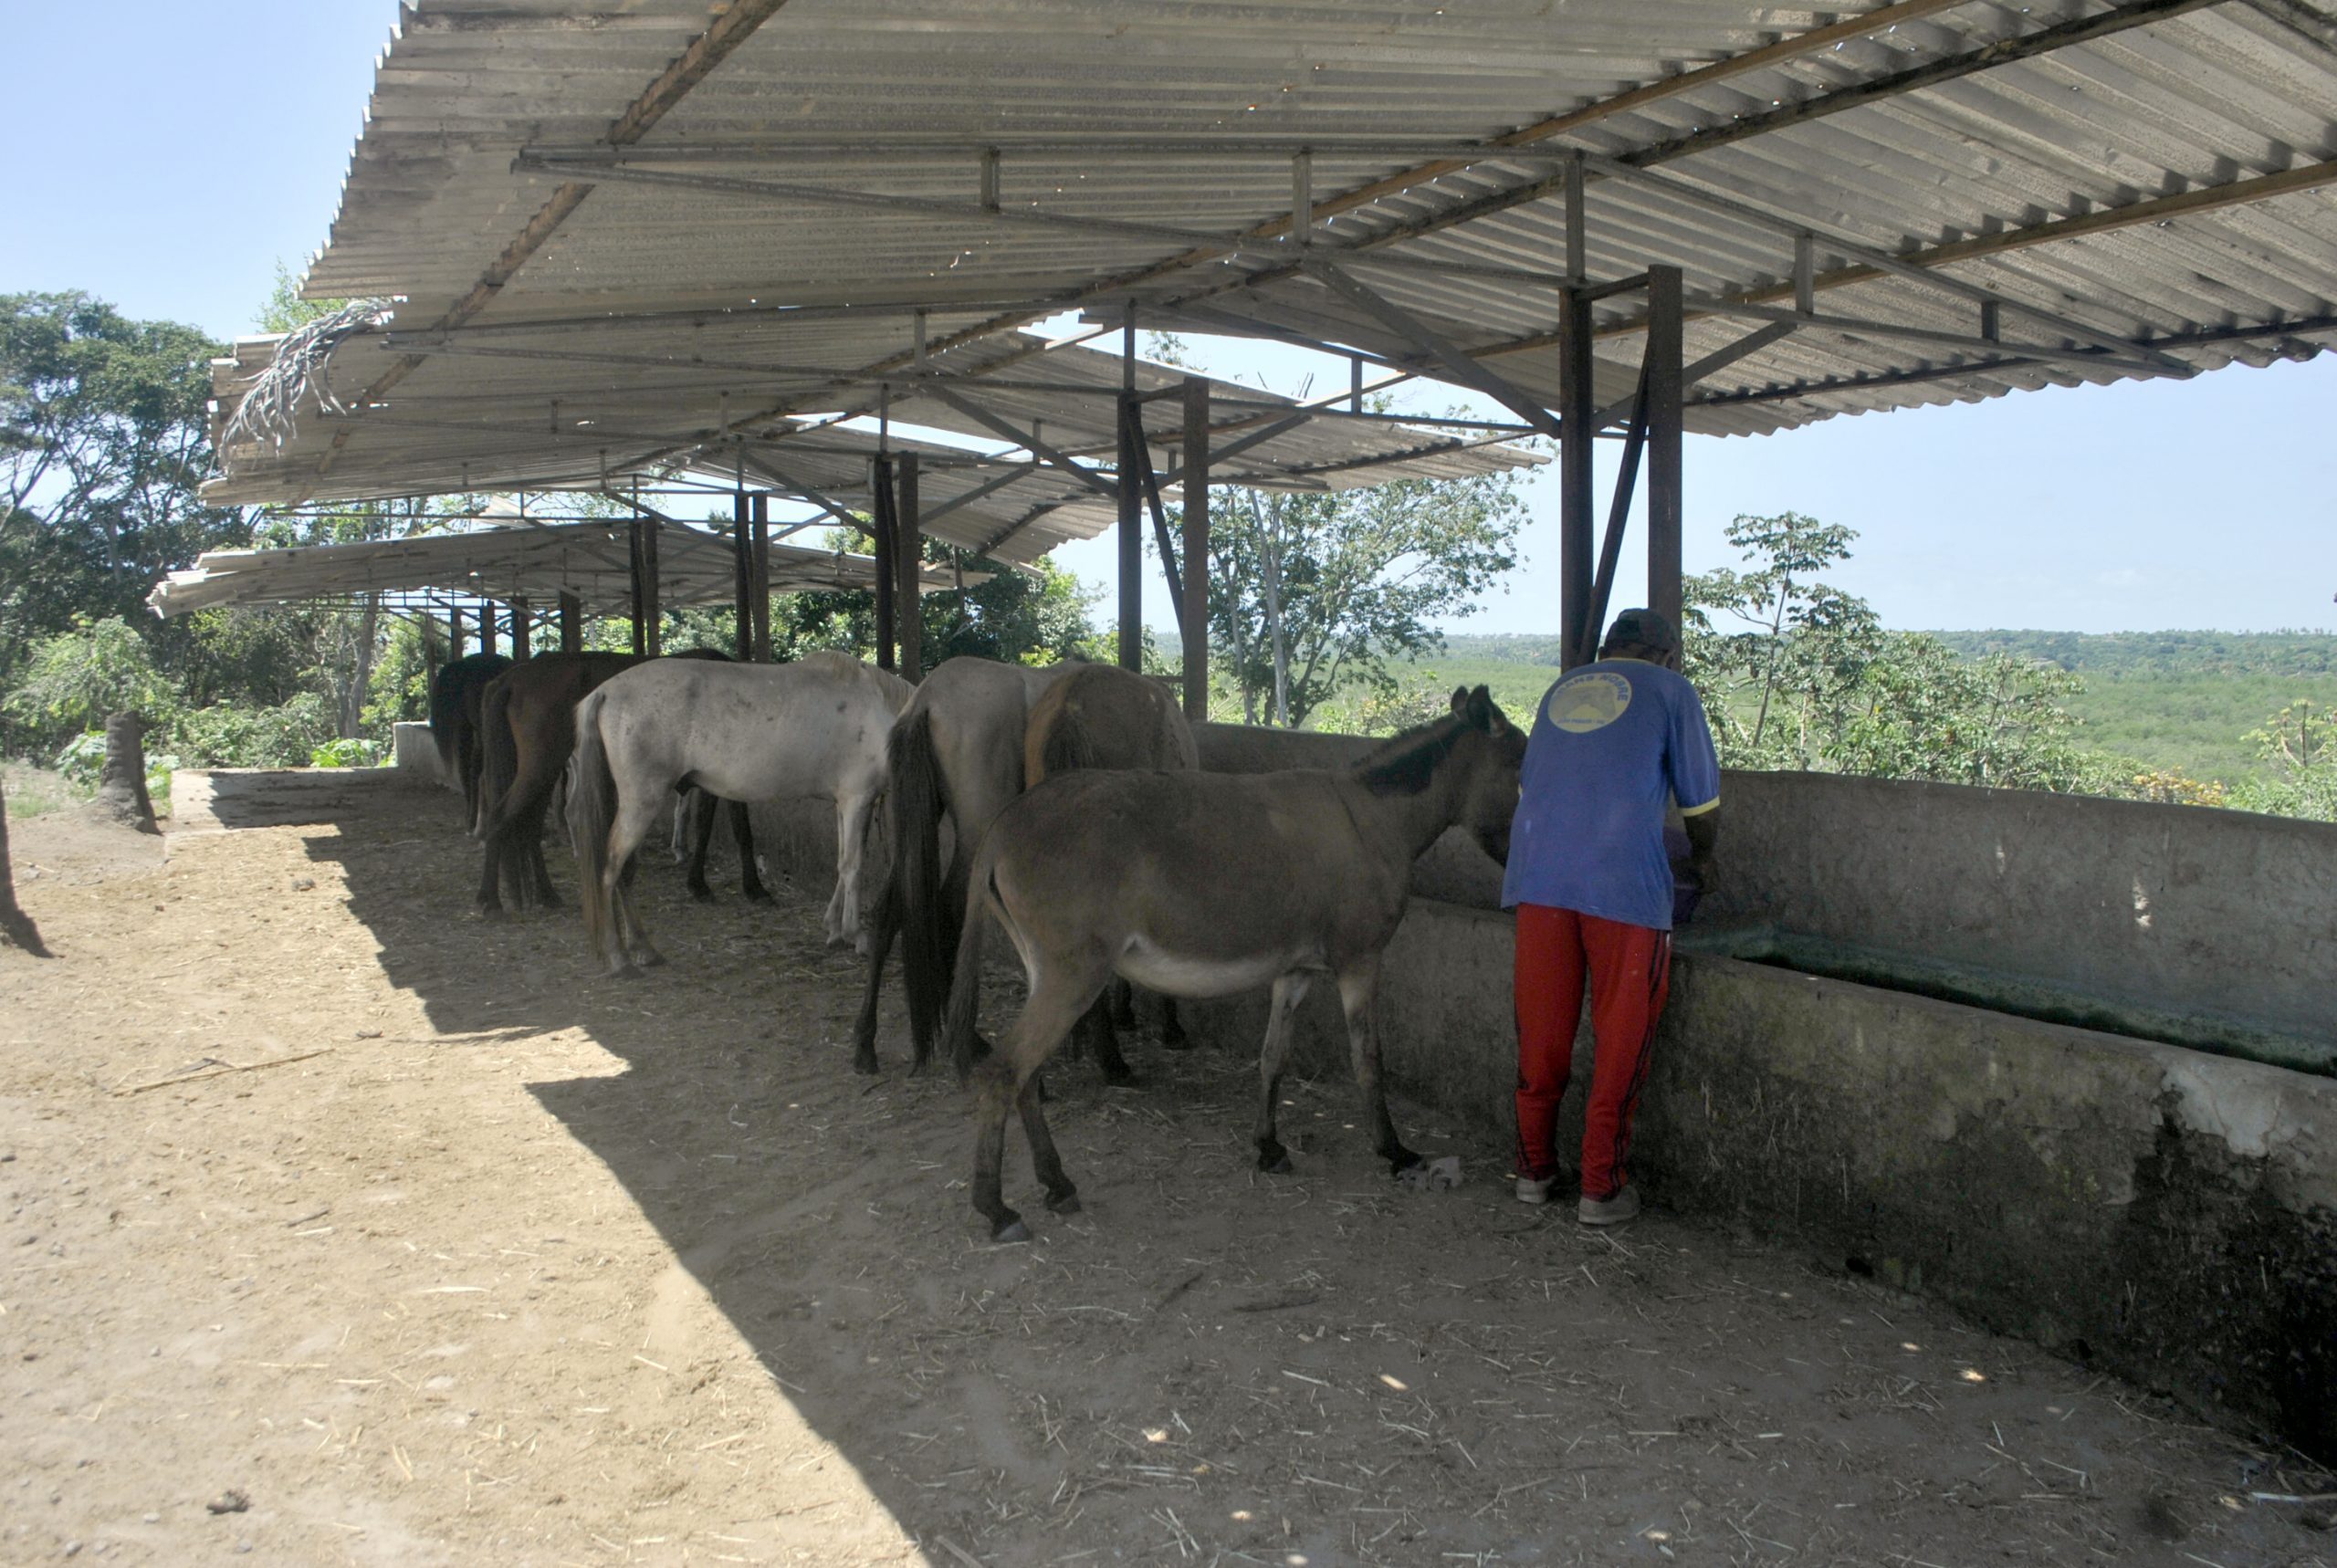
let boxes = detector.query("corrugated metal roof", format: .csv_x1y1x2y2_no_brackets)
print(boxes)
252,0,2334,486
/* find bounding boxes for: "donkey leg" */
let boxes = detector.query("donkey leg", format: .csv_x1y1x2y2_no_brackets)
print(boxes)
1337,957,1419,1175
1252,974,1314,1174
1157,994,1191,1051
850,878,901,1074
1109,977,1137,1030
974,968,1102,1242
1075,997,1137,1087
730,799,770,903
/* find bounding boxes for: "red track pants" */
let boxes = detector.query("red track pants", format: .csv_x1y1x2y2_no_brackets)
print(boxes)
1513,903,1672,1201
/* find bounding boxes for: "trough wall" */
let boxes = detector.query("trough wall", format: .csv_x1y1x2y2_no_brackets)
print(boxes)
729,720,2337,1458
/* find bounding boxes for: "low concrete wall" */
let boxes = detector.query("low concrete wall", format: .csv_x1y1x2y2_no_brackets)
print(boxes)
1180,899,2337,1458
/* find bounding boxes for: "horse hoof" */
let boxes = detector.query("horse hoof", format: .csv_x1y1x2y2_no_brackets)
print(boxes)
851,1052,880,1077
687,887,714,904
1387,1148,1424,1176
475,904,505,923
744,887,773,904
1258,1148,1294,1175
609,963,642,980
1045,1191,1082,1216
992,1217,1031,1244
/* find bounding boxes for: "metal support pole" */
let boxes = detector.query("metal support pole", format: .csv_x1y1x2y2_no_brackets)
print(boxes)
640,517,662,657
558,591,582,654
1646,265,1686,638
896,452,923,683
871,455,897,673
749,494,771,663
1181,376,1210,723
1559,286,1597,668
627,521,647,655
733,488,754,661
508,597,531,662
1117,303,1142,672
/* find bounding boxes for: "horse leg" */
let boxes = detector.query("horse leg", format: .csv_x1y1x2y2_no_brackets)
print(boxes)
825,788,876,948
604,791,669,974
974,964,1106,1242
1336,956,1419,1175
519,792,558,910
850,877,901,1075
685,789,718,902
1158,995,1191,1051
475,829,507,918
1109,977,1137,1030
731,800,770,903
1252,974,1314,1174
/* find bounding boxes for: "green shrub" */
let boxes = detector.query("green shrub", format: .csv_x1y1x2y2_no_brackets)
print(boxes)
309,737,386,768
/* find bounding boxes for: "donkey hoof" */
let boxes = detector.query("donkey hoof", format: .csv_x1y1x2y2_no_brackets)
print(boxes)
744,886,773,904
1387,1147,1424,1176
687,885,715,904
1045,1190,1082,1216
1258,1146,1294,1175
851,1051,881,1077
991,1216,1032,1244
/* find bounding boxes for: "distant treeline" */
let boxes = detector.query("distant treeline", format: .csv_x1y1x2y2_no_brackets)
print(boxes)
1924,630,2337,679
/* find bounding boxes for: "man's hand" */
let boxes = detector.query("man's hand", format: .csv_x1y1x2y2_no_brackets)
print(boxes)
1682,809,1720,900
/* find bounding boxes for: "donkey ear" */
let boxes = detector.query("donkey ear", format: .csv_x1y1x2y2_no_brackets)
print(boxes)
1449,685,1470,716
1463,685,1497,731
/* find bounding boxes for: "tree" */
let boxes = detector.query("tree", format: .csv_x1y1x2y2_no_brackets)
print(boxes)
762,529,1098,672
0,291,239,684
2229,700,2337,821
1205,464,1527,728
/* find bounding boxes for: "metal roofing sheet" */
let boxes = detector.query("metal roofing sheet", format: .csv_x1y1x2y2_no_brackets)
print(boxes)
147,518,968,618
266,0,2335,465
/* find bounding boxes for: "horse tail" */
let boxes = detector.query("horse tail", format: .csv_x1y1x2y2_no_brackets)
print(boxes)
890,706,951,1063
944,844,999,1082
474,676,519,841
566,686,620,967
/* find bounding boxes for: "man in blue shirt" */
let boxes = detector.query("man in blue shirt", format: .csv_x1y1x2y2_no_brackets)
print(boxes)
1504,608,1721,1225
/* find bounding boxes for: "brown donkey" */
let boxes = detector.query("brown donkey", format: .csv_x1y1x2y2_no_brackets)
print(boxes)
946,685,1525,1242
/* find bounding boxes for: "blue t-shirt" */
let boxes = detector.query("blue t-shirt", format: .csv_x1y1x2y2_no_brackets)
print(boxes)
1501,658,1721,930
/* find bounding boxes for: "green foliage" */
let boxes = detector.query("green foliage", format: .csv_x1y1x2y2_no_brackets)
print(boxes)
1206,455,1528,727
765,531,1099,671
2227,700,2337,821
310,737,387,768
3,616,182,751
1,291,241,685
167,692,337,768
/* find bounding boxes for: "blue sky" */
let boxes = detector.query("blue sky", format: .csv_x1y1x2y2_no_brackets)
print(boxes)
5,1,2330,635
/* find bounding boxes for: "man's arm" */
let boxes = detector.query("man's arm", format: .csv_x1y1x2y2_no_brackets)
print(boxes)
1681,804,1719,891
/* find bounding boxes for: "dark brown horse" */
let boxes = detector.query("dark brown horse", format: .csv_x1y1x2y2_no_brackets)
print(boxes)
948,686,1525,1242
472,649,766,915
427,652,510,830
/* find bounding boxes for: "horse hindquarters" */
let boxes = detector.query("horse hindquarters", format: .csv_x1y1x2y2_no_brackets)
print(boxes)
565,691,665,975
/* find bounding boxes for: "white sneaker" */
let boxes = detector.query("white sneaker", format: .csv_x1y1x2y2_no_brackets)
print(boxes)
1577,1185,1641,1226
1515,1175,1556,1205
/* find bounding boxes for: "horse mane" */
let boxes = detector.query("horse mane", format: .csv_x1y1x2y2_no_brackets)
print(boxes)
1353,715,1468,798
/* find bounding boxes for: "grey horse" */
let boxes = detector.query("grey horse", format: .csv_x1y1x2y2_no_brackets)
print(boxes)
947,685,1525,1242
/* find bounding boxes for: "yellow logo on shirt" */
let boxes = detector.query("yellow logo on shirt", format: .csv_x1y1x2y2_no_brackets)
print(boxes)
1546,671,1633,734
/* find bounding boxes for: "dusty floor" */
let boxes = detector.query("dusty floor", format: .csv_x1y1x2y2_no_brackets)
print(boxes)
1,768,2331,1567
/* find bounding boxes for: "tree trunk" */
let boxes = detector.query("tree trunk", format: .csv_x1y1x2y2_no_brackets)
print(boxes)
342,593,381,739
95,714,160,835
0,777,54,956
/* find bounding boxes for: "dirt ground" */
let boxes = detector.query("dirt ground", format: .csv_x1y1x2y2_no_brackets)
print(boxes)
2,768,2331,1568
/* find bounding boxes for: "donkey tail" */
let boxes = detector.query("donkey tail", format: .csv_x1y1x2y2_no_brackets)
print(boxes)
889,706,951,1065
943,845,999,1082
565,687,619,968
473,676,519,841
1035,695,1103,785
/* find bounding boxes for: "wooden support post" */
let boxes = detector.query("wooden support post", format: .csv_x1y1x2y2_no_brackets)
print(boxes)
449,605,467,662
896,452,923,683
640,518,662,656
480,602,500,659
627,520,648,656
733,488,754,661
1181,376,1210,723
1645,266,1685,638
871,455,896,673
1559,286,1597,668
749,494,771,662
558,591,582,654
508,596,531,662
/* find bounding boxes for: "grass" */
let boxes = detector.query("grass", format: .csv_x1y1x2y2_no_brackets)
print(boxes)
3,763,91,821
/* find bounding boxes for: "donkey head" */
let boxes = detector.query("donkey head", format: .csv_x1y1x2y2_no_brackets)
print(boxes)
1447,685,1526,865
